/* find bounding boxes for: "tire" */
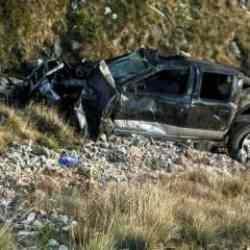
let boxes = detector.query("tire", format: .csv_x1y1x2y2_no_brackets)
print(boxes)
228,123,250,164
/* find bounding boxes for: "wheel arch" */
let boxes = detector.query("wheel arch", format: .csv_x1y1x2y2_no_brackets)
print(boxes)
233,103,250,125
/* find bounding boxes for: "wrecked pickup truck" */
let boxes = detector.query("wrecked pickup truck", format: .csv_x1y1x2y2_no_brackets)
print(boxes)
74,49,250,164
1,48,250,164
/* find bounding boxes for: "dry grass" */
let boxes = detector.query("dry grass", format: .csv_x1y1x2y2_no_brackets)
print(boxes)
30,169,250,249
24,104,80,148
0,225,16,250
0,104,38,151
1,0,250,73
0,0,69,68
0,103,80,151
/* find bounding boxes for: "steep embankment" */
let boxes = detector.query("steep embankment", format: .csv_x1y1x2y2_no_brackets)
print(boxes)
1,0,250,74
1,1,250,249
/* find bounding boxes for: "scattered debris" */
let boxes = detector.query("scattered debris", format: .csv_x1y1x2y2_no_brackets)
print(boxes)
58,152,79,168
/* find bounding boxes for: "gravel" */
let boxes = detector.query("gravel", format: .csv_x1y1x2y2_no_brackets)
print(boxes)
0,134,247,249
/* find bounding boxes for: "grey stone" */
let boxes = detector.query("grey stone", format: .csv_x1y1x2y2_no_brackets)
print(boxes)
22,247,39,250
47,239,59,247
112,13,118,20
25,212,36,224
17,231,38,238
71,40,81,51
33,220,43,229
104,6,112,15
59,245,69,250
230,41,242,58
100,133,107,142
58,215,69,224
17,231,39,247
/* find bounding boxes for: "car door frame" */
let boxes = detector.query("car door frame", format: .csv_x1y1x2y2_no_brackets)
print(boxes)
187,64,238,140
112,64,195,139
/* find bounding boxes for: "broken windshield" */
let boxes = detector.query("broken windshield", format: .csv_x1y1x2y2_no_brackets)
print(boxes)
108,52,153,84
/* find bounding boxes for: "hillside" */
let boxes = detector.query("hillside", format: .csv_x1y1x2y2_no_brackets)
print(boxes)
1,1,250,249
1,0,250,74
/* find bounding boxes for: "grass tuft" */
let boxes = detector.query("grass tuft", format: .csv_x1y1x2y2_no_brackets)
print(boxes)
0,103,80,151
25,104,79,148
0,225,16,250
28,170,250,249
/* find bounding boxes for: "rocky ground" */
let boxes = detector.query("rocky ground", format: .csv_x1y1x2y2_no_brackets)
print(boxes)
0,134,247,249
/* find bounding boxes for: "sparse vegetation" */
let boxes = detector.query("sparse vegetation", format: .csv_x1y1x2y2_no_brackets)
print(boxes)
1,1,250,249
0,226,16,250
29,170,250,249
0,103,80,150
0,0,69,69
1,0,250,73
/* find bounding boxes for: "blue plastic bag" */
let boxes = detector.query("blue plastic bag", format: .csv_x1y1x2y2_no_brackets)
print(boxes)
58,153,79,167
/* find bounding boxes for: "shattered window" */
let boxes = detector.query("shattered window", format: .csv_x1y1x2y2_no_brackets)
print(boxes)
133,69,189,96
108,53,152,83
200,73,233,102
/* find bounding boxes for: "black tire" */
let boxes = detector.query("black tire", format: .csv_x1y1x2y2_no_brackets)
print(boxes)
228,123,250,164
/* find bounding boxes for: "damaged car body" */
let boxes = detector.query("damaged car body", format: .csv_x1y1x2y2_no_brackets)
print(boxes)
75,48,250,164
2,48,250,164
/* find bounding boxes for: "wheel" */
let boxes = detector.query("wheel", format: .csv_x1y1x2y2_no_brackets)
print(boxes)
228,124,250,164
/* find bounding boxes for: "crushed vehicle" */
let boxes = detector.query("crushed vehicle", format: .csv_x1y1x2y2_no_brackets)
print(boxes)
1,48,250,164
